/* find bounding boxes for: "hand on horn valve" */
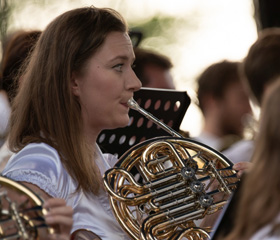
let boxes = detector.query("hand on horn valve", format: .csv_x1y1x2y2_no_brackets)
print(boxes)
233,161,253,178
44,198,74,240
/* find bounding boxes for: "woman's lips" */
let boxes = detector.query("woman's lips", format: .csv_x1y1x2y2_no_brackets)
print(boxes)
121,102,129,108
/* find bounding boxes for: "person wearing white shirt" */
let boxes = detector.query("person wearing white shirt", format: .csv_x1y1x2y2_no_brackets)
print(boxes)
2,6,141,239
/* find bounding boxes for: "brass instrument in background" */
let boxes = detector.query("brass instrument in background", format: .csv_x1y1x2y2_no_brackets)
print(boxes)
104,98,239,240
0,176,53,239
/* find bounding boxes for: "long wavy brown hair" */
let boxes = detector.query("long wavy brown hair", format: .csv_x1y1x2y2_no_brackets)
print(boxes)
8,6,128,195
222,79,280,239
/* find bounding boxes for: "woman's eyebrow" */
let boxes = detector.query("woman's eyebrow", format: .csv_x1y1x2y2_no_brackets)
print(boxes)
108,55,135,63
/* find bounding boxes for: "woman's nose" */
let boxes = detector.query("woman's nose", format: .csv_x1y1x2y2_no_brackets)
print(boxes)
127,71,142,91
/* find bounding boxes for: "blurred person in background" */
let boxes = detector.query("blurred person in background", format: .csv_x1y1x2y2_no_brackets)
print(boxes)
1,30,41,102
202,27,280,230
221,79,280,240
133,47,175,89
133,47,191,138
196,60,253,229
0,30,41,170
0,89,10,147
227,27,280,172
0,32,17,147
195,60,252,158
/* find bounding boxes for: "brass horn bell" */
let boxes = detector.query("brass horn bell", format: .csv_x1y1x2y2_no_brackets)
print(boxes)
103,99,239,240
0,176,53,239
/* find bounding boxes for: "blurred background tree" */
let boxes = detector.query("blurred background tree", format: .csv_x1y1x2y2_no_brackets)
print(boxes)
0,0,13,46
0,0,54,54
0,0,258,135
129,14,198,56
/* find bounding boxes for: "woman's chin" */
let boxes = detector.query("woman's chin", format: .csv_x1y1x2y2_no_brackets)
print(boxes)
117,120,130,128
109,118,130,129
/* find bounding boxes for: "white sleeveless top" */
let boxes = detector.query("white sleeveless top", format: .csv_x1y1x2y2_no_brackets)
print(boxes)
2,142,129,240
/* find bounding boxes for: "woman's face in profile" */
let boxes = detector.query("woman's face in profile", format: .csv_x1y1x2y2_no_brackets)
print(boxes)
72,31,142,136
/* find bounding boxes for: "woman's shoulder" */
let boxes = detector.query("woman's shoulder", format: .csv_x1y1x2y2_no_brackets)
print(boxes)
9,142,61,166
16,142,60,158
2,142,73,198
3,142,64,178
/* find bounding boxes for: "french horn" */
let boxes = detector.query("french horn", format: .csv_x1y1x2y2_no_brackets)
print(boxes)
104,98,239,240
0,175,53,239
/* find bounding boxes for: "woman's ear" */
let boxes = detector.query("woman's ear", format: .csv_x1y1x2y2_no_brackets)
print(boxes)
71,72,80,97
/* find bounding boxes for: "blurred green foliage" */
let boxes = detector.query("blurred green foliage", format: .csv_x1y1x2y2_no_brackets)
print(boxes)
0,0,51,45
129,14,197,53
0,0,13,43
0,0,198,58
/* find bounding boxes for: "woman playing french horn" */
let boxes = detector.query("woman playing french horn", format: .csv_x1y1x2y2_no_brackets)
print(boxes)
2,6,141,240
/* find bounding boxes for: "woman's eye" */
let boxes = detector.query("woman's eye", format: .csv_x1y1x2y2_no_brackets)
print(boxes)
113,64,123,72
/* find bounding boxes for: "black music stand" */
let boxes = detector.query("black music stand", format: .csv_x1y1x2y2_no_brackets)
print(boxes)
97,87,191,157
